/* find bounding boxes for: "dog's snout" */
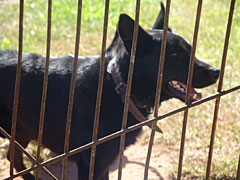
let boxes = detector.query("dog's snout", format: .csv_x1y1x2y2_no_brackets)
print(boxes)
209,68,220,81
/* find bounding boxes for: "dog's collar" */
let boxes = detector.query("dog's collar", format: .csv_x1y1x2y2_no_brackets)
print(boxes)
107,56,162,133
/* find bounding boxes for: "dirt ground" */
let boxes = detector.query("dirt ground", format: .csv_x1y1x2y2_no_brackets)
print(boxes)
0,127,171,180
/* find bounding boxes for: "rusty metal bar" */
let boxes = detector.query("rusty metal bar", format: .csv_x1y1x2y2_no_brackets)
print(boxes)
205,97,221,180
216,0,236,93
144,1,171,179
6,84,240,180
35,0,52,179
0,127,57,180
61,0,83,179
3,1,238,180
177,1,203,179
205,0,236,179
117,0,141,179
9,0,24,178
88,0,110,179
236,155,240,180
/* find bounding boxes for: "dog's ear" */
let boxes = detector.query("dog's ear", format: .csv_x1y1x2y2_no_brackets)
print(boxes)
152,2,172,32
118,14,152,54
152,2,165,30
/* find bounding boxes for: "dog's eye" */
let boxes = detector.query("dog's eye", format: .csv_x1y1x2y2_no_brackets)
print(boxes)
171,53,178,57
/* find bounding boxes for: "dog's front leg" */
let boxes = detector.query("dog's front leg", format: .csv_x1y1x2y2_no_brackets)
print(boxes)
7,140,35,180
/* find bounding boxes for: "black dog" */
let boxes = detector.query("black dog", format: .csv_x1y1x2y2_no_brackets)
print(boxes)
0,5,219,180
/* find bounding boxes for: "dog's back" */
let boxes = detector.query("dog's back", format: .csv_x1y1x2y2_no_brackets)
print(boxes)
0,50,95,152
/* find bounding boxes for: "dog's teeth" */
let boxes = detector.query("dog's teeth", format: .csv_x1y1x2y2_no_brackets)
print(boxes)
192,94,199,100
176,84,181,88
180,87,185,92
192,94,196,99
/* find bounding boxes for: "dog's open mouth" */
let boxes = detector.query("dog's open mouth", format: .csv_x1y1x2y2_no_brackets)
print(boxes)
167,81,202,103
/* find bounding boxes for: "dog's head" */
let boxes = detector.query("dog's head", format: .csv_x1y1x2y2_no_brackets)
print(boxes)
109,14,219,108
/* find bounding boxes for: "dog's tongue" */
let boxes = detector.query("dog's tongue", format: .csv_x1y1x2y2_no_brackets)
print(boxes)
177,82,202,101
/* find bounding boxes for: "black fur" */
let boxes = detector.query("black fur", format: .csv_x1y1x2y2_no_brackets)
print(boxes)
0,12,219,180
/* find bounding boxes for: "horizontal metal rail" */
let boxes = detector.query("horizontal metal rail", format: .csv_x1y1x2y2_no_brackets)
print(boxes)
0,127,57,180
6,85,240,179
2,0,238,179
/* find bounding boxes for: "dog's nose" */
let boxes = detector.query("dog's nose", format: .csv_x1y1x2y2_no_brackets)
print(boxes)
209,68,220,81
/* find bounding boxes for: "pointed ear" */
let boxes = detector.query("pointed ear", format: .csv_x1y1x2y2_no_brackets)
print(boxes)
152,2,172,32
152,2,165,30
118,14,152,54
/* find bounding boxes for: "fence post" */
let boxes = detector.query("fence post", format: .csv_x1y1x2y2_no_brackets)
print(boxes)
9,0,24,178
205,0,236,179
62,0,83,179
88,0,110,179
236,155,240,180
35,0,53,179
177,1,203,179
144,1,171,179
2,1,239,179
117,1,141,179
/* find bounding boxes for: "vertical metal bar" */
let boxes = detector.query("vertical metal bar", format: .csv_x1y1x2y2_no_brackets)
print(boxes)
62,0,82,179
117,0,141,179
215,0,236,93
88,0,110,179
177,1,203,179
205,0,235,179
143,1,171,179
9,0,24,178
35,0,52,179
236,155,240,180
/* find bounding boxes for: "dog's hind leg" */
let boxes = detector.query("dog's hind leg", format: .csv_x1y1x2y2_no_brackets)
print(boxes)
7,137,34,180
77,162,89,180
77,152,110,180
93,156,110,180
0,108,33,179
98,169,109,180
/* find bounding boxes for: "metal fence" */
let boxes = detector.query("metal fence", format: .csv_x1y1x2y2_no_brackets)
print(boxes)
0,0,240,179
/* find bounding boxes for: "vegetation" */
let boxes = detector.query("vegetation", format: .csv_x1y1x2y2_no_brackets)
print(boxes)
0,0,239,179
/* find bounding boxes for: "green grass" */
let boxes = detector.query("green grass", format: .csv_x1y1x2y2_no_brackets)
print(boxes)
0,0,163,55
0,0,239,179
